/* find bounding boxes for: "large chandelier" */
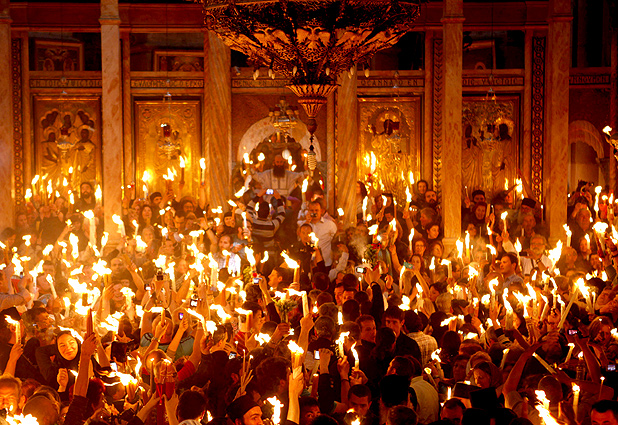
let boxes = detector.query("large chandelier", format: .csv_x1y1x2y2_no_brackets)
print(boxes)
193,0,421,140
270,98,300,136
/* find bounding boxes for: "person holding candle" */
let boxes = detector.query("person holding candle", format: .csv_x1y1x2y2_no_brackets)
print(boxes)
35,329,108,391
568,206,597,255
383,306,422,363
233,301,266,355
516,234,552,277
492,252,523,293
404,310,437,367
73,182,96,213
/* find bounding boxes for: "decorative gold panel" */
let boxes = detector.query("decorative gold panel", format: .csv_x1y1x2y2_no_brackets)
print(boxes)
359,97,422,205
462,95,520,199
135,100,202,198
33,96,102,195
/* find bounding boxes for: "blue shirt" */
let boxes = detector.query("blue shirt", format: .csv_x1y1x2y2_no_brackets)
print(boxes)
502,274,524,292
140,333,194,361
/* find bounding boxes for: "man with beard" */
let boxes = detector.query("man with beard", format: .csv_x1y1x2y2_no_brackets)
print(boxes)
423,190,439,212
73,182,96,212
249,154,306,198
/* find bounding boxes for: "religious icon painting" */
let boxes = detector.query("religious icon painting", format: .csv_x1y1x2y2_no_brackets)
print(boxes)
358,96,422,207
462,95,520,200
134,99,202,198
33,95,101,199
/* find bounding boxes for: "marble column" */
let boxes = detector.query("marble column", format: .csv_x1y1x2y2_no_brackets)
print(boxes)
522,30,533,196
0,0,13,230
121,33,133,186
100,0,124,246
545,0,572,244
441,0,464,250
423,31,434,182
609,28,617,195
327,92,335,212
336,71,358,227
203,31,231,210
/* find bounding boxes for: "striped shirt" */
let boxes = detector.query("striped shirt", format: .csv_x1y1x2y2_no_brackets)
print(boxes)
247,197,286,250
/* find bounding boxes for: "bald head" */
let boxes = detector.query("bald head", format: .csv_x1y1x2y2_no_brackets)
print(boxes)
22,395,59,425
538,376,562,403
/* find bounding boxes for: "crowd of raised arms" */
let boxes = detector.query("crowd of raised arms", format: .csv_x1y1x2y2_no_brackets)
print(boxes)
2,157,618,425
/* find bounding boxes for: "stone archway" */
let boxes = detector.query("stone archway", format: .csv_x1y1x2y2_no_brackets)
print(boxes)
237,117,322,163
568,120,608,190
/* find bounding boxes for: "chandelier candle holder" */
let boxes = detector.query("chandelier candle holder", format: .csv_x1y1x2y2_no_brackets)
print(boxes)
193,0,421,143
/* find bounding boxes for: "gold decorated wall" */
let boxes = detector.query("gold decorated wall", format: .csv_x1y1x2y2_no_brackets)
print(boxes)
2,1,615,233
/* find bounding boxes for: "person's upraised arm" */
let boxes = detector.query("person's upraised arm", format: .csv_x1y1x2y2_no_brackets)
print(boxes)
166,316,189,360
503,343,541,395
74,334,98,397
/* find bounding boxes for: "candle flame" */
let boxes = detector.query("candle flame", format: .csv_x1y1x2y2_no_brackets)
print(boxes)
281,251,299,269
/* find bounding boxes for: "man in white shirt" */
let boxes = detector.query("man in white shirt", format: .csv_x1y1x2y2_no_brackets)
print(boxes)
408,358,439,424
520,234,552,276
306,199,337,267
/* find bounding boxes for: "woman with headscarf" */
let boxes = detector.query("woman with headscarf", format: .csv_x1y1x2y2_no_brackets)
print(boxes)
35,330,108,393
472,360,505,402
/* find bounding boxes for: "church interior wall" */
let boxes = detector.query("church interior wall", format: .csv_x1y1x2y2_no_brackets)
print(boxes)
2,0,616,232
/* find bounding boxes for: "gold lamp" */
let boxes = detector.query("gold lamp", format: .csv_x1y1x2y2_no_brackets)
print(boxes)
192,0,421,143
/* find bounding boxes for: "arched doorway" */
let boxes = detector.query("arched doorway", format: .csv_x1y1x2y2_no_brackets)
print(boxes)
568,120,608,191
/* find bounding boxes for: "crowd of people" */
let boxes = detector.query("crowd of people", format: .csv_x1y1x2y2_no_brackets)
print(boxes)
1,159,618,425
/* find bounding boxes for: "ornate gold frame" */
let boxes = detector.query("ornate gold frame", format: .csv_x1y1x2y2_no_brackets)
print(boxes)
358,96,422,205
134,99,202,198
462,94,520,198
33,95,102,194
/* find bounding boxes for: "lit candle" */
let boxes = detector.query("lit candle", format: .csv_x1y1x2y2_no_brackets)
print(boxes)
179,156,186,183
95,185,102,205
83,210,97,246
142,170,150,199
501,211,508,232
5,317,20,343
351,343,360,369
564,224,572,247
573,384,580,421
267,397,283,425
200,158,206,184
533,352,556,374
599,376,606,401
302,292,310,318
242,211,248,231
362,197,368,222
565,343,575,362
441,259,452,279
288,340,304,374
336,331,349,359
112,214,126,238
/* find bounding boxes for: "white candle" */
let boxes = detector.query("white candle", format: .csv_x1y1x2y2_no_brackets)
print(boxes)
302,292,310,318
351,343,360,369
573,384,580,421
565,343,575,362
